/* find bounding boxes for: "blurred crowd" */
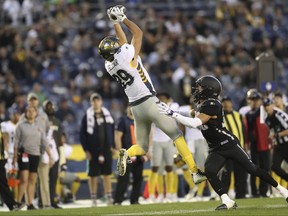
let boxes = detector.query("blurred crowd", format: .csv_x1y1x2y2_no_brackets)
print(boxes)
0,0,288,142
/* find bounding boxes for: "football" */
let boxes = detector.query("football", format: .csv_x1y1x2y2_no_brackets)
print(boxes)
110,5,126,20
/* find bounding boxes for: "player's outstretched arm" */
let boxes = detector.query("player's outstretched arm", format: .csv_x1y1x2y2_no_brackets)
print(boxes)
122,18,143,61
114,23,128,45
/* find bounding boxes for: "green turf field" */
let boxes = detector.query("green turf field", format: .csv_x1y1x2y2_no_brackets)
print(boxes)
1,198,287,216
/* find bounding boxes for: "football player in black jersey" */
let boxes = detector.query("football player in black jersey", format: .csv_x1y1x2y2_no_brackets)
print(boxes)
159,75,288,210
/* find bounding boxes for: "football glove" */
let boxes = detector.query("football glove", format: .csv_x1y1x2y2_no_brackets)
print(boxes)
158,102,176,117
110,6,127,22
107,7,120,24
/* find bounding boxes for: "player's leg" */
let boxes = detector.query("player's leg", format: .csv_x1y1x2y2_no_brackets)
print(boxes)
271,147,288,181
231,144,288,203
116,105,151,176
205,152,237,210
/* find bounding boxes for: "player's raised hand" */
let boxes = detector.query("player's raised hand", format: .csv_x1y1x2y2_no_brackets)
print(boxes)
110,6,127,22
107,7,121,24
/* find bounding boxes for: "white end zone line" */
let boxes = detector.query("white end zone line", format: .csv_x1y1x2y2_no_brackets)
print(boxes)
103,204,287,216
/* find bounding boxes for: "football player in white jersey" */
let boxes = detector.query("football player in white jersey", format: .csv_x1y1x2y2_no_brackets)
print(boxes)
98,5,206,184
1,109,21,172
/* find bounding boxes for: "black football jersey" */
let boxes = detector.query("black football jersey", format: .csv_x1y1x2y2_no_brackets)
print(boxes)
197,98,238,150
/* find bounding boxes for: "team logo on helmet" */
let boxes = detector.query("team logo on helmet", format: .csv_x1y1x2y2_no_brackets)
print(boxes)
98,36,120,61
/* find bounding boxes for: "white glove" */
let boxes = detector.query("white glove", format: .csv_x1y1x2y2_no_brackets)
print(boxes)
107,7,120,24
110,6,127,22
158,102,176,117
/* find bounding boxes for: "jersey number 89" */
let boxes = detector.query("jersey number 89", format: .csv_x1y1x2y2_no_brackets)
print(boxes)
112,70,134,89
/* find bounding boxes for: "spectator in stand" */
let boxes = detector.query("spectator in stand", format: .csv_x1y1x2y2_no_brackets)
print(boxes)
39,61,61,87
55,98,76,122
0,101,9,123
80,93,115,206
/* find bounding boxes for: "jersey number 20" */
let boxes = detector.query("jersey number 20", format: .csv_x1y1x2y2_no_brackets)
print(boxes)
112,70,134,89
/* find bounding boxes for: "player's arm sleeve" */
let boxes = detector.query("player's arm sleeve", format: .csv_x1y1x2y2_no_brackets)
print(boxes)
172,113,203,128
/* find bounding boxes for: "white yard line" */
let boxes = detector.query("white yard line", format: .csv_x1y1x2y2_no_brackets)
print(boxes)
103,204,288,216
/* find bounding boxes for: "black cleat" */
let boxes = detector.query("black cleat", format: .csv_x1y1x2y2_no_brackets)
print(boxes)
12,203,25,211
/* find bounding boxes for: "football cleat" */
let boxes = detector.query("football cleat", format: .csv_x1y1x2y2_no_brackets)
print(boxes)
192,169,207,184
215,202,237,210
117,149,128,176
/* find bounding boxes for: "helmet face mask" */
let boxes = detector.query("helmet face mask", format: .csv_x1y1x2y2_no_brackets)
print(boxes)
192,75,222,103
98,36,120,61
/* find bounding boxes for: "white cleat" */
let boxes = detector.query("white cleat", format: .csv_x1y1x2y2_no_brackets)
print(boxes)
117,149,128,176
192,169,207,184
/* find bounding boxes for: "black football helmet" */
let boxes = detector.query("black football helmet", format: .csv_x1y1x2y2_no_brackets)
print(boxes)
98,36,120,61
192,75,222,103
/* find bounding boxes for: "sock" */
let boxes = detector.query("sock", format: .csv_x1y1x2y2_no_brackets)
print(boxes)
106,192,112,199
127,144,146,157
220,193,233,204
276,184,285,191
166,171,174,194
197,181,206,196
148,172,158,196
172,172,179,194
157,175,164,194
183,169,195,189
91,193,96,201
174,136,197,173
71,181,80,196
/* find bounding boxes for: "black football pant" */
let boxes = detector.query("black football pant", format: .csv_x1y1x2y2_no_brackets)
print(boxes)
272,145,288,181
114,157,144,204
0,159,17,210
205,144,278,197
221,159,248,198
49,160,59,205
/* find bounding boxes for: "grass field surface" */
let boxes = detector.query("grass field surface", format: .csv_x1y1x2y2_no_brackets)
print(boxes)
0,198,287,216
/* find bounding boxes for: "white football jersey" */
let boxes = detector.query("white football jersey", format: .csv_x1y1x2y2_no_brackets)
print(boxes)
105,44,156,103
152,102,180,142
1,121,16,154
